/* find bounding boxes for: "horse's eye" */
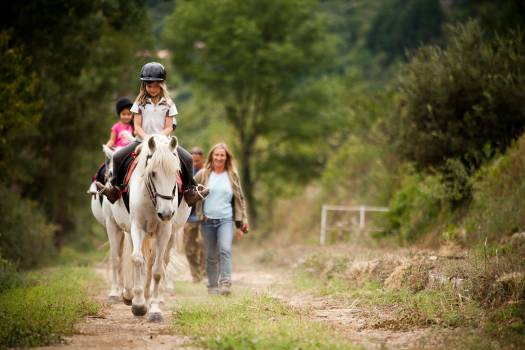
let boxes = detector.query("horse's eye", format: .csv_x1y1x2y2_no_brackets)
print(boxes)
151,171,156,178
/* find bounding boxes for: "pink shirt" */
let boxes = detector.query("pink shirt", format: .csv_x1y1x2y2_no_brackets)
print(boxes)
111,122,133,148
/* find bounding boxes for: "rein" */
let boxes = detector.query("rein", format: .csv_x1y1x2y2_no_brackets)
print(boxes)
144,154,178,207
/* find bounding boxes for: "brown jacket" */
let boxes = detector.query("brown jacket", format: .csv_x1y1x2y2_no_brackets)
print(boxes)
194,168,249,227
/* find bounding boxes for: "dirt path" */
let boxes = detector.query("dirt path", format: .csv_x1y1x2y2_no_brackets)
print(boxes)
235,254,449,350
33,244,459,350
33,262,197,350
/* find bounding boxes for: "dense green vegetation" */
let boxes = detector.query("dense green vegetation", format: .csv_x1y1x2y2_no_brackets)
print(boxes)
0,267,100,348
0,0,154,266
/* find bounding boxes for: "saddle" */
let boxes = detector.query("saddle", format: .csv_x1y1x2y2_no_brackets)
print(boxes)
120,152,183,213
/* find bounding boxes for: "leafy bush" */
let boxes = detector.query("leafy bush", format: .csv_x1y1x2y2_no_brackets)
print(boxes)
464,135,525,241
0,267,100,348
397,20,525,201
0,186,56,268
381,168,448,243
0,256,25,293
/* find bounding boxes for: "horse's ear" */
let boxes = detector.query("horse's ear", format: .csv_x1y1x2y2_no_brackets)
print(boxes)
169,136,178,151
148,137,156,152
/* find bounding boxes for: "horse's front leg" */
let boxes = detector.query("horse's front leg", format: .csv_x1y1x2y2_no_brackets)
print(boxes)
163,228,177,292
148,223,171,322
105,215,122,302
130,222,147,316
121,232,134,305
144,242,156,302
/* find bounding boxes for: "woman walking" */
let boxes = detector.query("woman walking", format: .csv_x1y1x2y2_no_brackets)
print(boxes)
194,143,249,295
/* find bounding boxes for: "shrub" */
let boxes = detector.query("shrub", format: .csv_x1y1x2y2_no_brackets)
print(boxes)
381,169,445,243
0,256,25,294
397,20,525,201
464,135,525,241
0,186,56,268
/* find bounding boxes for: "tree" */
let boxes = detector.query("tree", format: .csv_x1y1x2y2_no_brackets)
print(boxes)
0,0,153,245
366,0,445,64
396,20,525,200
164,0,336,223
0,32,42,185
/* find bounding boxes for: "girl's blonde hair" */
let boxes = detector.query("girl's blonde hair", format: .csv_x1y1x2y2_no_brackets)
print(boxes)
202,143,241,192
134,81,173,107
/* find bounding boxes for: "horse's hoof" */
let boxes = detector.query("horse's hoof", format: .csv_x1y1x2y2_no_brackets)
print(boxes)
122,297,133,306
108,295,121,303
148,312,163,323
131,304,148,316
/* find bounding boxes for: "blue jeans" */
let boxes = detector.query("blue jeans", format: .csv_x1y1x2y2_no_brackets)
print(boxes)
201,217,234,288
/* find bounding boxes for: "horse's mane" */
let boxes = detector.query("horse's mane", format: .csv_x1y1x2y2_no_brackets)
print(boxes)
136,135,180,177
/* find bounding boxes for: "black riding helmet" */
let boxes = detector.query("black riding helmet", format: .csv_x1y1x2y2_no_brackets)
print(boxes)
115,97,133,116
140,62,166,81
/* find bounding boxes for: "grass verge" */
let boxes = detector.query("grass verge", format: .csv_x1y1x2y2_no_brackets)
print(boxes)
292,271,482,329
0,267,101,348
172,282,360,350
288,248,524,348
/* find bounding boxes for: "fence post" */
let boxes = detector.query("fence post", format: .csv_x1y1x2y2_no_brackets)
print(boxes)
320,205,327,245
359,205,365,231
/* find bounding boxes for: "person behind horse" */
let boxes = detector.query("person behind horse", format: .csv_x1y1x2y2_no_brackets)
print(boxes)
96,62,208,205
194,143,249,296
183,147,206,282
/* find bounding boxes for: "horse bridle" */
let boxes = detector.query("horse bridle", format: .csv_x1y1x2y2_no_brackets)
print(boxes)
144,154,178,207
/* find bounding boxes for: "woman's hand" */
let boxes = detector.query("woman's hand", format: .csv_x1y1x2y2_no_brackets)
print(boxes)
235,228,244,240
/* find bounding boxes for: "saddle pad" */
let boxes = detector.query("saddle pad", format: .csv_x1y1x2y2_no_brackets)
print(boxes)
122,153,139,190
92,162,106,184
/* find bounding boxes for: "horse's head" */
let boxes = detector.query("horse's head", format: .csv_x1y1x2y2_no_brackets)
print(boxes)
143,135,180,221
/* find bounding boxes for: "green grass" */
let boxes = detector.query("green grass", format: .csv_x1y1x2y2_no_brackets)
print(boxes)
53,244,107,267
292,270,483,328
171,282,360,350
0,267,101,348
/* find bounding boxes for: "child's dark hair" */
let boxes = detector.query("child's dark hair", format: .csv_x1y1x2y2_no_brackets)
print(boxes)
116,97,133,116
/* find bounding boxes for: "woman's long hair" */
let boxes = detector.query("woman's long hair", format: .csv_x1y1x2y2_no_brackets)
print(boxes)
203,143,241,192
134,81,173,107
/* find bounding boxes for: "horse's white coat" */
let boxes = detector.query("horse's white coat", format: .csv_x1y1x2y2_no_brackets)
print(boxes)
91,136,190,316
122,135,190,321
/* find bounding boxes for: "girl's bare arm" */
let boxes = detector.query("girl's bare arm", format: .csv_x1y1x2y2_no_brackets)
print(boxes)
106,131,116,148
162,116,173,136
134,114,147,139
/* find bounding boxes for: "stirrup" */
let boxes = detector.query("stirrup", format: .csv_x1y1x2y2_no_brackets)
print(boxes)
195,184,209,199
94,181,108,196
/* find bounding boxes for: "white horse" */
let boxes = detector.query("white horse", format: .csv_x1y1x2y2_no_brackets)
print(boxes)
119,134,190,322
88,144,131,303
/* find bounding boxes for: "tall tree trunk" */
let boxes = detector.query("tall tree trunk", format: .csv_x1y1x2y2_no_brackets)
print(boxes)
234,102,258,227
240,145,257,227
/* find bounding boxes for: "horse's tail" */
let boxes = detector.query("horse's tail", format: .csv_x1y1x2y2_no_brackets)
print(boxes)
121,231,134,292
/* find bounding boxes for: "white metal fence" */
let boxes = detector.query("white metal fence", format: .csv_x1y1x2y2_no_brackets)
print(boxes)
319,205,389,245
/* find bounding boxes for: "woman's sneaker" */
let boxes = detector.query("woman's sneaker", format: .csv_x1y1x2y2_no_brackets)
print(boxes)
207,286,220,295
219,283,231,296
